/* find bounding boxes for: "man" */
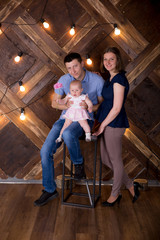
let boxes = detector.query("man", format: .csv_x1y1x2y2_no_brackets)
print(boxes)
34,52,104,206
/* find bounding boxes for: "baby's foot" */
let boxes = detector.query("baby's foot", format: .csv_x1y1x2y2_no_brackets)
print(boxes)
85,132,91,142
56,136,62,143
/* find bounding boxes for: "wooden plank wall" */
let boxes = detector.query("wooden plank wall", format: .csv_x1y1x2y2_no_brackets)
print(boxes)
0,0,159,181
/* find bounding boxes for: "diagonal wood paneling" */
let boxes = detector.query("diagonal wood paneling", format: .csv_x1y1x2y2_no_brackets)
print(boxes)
125,129,160,170
126,43,160,93
15,12,67,73
77,0,149,59
0,79,49,148
0,0,159,181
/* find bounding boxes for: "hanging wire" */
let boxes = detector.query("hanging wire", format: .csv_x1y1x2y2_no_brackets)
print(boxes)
0,0,115,116
0,76,56,117
0,0,49,27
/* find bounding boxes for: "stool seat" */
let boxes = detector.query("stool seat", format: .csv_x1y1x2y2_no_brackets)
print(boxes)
61,137,102,208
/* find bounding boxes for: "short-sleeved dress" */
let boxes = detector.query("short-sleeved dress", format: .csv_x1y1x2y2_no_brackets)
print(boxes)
96,71,129,128
63,94,91,122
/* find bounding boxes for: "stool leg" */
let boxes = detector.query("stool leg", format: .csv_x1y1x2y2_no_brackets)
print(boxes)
92,139,97,206
85,181,93,205
62,142,66,203
99,157,102,197
69,161,73,193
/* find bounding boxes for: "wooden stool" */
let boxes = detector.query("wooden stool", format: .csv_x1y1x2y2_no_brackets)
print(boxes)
61,137,102,208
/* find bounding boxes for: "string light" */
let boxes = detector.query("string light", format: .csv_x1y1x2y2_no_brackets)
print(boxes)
19,80,25,92
20,108,25,120
0,23,2,35
69,24,75,36
14,52,23,63
114,24,120,35
40,18,49,29
86,55,93,65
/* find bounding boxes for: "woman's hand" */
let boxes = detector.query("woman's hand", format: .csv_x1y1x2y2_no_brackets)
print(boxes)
93,123,105,136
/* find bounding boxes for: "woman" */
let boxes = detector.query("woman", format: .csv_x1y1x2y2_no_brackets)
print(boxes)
94,47,142,206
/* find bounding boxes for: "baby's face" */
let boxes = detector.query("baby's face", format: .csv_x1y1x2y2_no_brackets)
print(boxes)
70,84,82,97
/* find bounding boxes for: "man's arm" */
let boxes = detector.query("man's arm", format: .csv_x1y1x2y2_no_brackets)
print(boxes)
92,96,104,112
51,91,68,110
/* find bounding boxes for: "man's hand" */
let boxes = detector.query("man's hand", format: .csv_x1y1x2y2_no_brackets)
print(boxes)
79,100,87,109
66,97,73,108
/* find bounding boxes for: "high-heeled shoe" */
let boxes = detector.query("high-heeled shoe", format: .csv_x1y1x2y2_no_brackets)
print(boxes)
132,182,143,203
102,195,122,207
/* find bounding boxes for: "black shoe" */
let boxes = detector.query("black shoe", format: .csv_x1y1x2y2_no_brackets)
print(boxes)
34,189,58,206
132,182,143,203
102,195,122,207
74,163,86,179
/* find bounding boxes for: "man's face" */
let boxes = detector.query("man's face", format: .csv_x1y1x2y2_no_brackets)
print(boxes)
65,59,85,81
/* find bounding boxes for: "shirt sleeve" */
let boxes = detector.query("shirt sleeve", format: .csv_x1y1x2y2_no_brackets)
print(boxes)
112,74,126,87
96,76,105,96
54,77,65,96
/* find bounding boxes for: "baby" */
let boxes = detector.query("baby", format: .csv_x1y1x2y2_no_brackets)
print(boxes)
56,80,93,142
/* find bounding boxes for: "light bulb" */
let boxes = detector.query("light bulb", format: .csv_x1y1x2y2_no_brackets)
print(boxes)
87,58,92,65
40,18,49,29
69,25,75,36
20,108,25,121
14,55,20,63
86,55,93,65
20,85,25,92
43,21,49,29
114,27,120,35
19,80,25,92
114,24,120,35
14,52,23,63
0,23,2,35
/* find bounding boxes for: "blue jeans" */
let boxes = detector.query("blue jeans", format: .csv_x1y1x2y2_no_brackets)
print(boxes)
40,118,93,193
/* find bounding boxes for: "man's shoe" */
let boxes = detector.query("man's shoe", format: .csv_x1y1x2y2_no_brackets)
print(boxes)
34,189,58,206
74,163,86,179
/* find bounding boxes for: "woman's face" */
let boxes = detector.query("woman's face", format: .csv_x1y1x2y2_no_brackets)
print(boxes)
103,52,117,73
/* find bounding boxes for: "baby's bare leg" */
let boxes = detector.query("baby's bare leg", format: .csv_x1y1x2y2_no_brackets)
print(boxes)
60,119,73,136
56,119,73,143
78,120,90,133
78,120,91,142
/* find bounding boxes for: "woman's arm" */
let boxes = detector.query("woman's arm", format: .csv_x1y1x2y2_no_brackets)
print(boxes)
94,83,125,136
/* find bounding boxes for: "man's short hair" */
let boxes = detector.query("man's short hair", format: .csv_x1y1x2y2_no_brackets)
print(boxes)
64,52,82,64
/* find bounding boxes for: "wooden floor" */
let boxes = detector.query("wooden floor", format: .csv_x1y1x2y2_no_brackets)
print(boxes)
0,184,160,240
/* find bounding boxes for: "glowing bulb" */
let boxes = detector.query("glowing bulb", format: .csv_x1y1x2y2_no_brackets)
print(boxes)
14,52,23,63
40,18,49,29
19,80,25,92
114,27,120,35
14,55,20,63
87,58,92,65
69,25,75,36
114,24,120,35
86,55,93,65
20,108,25,121
0,23,2,34
43,21,49,29
20,85,25,92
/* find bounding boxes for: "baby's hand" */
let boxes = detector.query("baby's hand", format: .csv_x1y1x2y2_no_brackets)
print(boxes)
88,106,93,113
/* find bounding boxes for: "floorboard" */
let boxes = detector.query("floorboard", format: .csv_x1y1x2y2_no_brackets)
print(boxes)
0,184,160,240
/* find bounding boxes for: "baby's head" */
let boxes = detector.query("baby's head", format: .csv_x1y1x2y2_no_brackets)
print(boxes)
70,80,83,97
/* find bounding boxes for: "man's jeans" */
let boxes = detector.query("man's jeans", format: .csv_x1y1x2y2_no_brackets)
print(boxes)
40,119,93,193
